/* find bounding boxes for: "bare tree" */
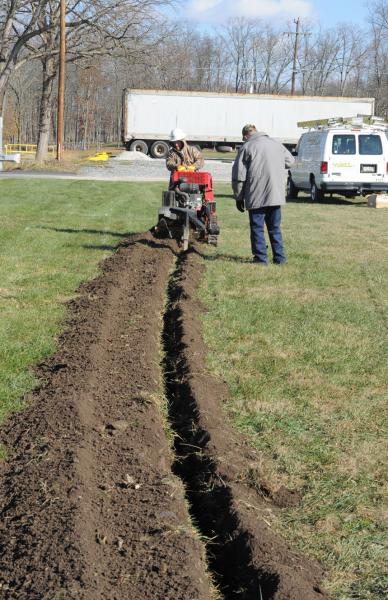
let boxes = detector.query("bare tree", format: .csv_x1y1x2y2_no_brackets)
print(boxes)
0,1,50,114
221,18,256,93
7,62,41,143
33,0,172,160
368,1,388,115
252,24,293,93
333,25,368,96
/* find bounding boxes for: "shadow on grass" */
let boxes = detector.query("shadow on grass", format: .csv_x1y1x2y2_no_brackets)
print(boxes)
205,253,251,263
188,246,250,263
215,193,234,199
288,196,367,206
37,226,136,237
38,226,181,254
40,224,253,261
81,244,119,251
215,194,367,207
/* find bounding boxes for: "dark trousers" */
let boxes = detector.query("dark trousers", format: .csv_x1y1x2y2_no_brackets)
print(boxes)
248,206,286,264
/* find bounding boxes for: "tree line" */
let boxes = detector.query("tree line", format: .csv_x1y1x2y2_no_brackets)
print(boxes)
1,0,387,160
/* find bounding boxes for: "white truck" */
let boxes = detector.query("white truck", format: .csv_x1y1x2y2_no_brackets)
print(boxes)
121,89,375,158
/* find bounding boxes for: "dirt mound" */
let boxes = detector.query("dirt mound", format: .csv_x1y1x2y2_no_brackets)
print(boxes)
0,234,210,599
0,233,327,599
112,151,152,161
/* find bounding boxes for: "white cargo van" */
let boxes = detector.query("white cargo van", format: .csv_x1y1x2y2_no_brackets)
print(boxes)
287,118,388,201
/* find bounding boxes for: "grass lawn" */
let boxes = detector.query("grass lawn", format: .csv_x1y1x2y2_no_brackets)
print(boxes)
0,179,387,598
200,190,388,599
202,148,236,160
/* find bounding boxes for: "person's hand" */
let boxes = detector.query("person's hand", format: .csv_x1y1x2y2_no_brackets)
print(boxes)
177,165,185,172
236,199,245,213
187,165,196,172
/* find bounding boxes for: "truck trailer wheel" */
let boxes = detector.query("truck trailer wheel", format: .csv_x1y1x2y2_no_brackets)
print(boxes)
150,141,169,159
216,145,234,153
130,140,148,154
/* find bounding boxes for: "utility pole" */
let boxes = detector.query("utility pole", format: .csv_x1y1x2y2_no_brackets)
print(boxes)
291,18,300,96
56,0,66,161
284,18,310,96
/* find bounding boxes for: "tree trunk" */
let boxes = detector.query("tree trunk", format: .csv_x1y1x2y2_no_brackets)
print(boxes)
35,55,56,162
0,87,6,118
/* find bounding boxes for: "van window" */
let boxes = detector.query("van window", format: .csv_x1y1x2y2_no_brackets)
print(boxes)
332,134,356,155
359,135,382,155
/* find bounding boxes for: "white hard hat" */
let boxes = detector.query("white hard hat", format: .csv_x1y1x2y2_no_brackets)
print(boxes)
170,128,186,142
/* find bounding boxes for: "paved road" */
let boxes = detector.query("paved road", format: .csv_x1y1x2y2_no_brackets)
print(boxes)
1,158,233,183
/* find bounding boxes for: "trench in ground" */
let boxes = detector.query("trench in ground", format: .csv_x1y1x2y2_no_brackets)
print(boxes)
162,251,279,599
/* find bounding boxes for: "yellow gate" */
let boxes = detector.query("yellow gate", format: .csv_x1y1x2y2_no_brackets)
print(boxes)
4,144,55,155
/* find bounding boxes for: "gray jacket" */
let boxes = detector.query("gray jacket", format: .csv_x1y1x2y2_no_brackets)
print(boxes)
232,131,295,209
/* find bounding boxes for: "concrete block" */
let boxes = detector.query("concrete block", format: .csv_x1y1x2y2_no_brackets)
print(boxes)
0,153,21,164
367,193,388,208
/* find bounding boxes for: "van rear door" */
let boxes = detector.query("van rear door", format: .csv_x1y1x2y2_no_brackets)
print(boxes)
357,133,386,185
328,132,387,186
329,133,358,182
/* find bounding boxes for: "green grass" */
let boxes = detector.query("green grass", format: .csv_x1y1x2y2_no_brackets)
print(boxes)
202,148,237,160
200,191,388,599
0,179,162,420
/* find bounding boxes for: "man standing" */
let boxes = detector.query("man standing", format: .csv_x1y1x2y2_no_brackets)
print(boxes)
232,124,294,265
166,128,204,172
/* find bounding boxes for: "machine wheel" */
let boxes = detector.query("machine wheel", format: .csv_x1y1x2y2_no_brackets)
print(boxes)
130,139,148,154
182,214,190,251
310,180,324,202
286,175,298,200
150,140,169,159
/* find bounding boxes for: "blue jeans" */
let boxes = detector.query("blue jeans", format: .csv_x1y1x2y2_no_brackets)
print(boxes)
249,206,286,264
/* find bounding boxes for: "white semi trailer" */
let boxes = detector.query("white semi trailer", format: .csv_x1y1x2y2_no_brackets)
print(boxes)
122,89,375,158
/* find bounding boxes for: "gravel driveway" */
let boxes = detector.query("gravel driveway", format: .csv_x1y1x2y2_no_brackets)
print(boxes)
1,158,233,183
79,158,233,182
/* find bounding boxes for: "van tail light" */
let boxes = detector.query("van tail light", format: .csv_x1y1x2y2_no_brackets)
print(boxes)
320,161,328,174
386,162,388,173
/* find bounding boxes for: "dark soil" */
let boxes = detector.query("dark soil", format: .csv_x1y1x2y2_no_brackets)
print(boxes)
0,233,328,599
0,234,210,599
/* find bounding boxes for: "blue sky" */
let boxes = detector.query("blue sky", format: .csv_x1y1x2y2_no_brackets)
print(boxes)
178,0,369,28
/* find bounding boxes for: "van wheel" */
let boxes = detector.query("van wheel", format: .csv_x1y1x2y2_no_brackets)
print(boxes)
310,181,324,202
286,175,298,200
